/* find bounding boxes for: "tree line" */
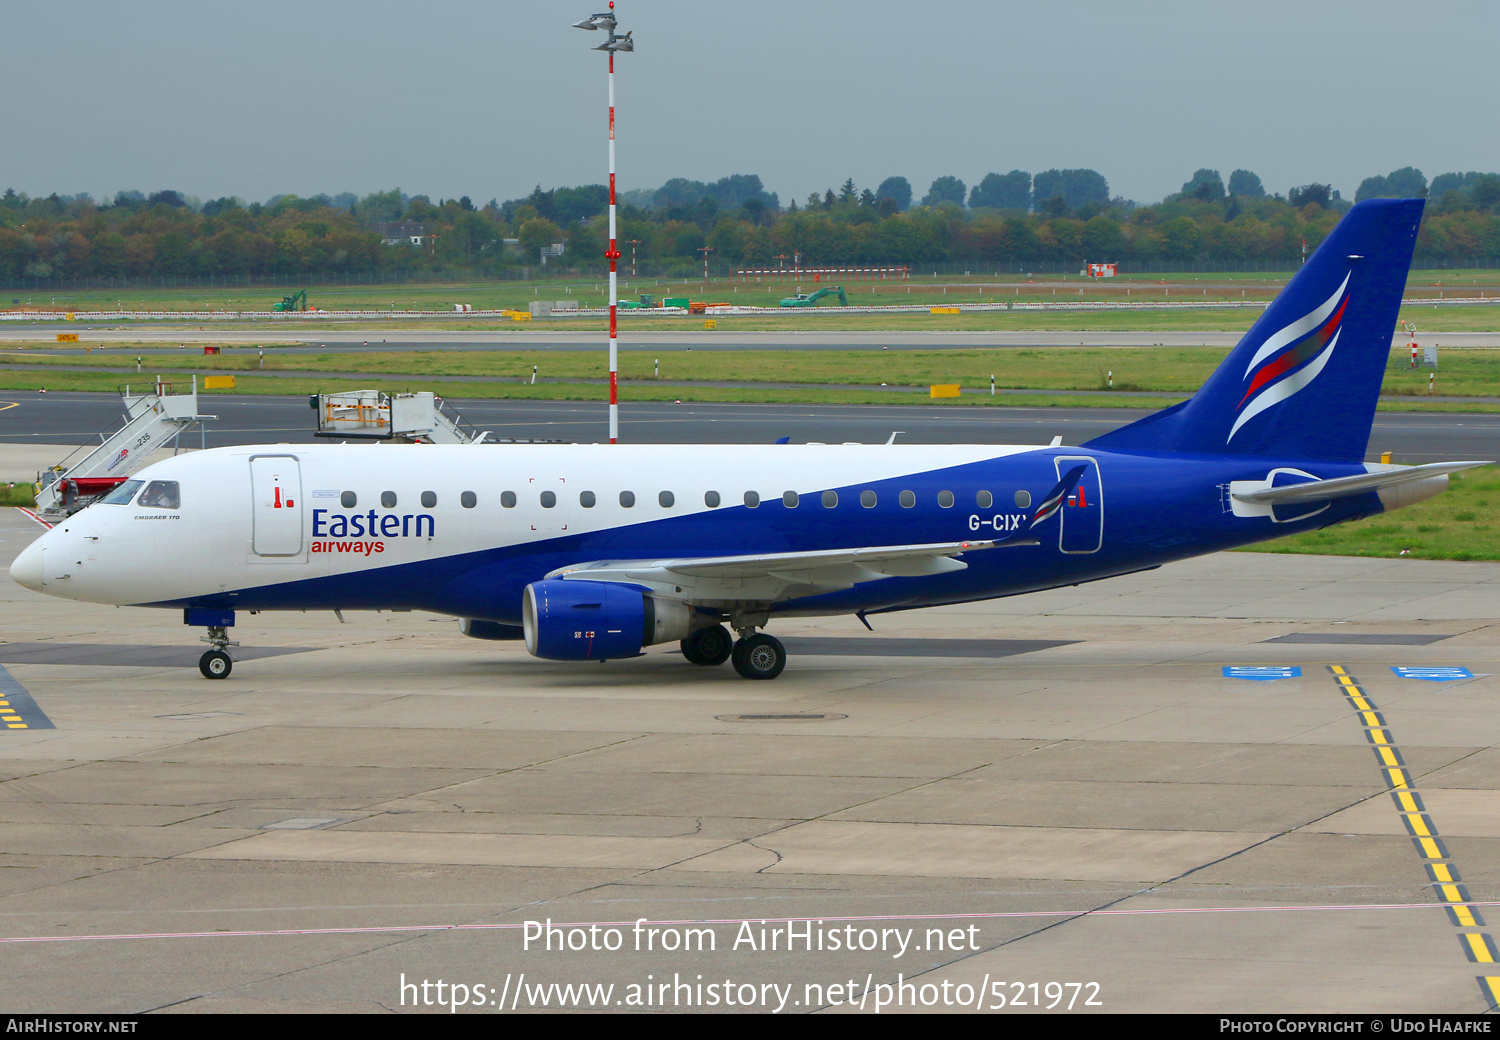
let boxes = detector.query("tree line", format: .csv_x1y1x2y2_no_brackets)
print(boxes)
3,165,1498,282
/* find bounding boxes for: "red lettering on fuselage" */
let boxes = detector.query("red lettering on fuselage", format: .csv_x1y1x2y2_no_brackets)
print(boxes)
310,541,385,555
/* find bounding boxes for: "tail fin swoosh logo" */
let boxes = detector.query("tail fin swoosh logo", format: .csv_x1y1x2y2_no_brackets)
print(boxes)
1229,272,1351,443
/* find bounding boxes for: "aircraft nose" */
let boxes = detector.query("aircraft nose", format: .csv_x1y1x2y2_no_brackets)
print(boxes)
9,540,43,592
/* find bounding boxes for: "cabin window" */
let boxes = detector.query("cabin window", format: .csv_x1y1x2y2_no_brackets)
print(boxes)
540,491,556,508
743,491,760,508
619,490,636,508
461,491,477,508
1015,490,1032,508
421,491,437,508
937,490,955,508
704,490,720,508
782,491,799,508
898,490,915,509
340,491,357,508
580,491,596,508
822,490,838,508
100,480,144,505
139,481,180,509
659,490,675,508
976,490,993,509
380,491,397,508
501,491,517,508
860,490,877,508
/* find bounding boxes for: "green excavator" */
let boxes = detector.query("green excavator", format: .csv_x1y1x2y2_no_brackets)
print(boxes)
273,290,308,312
779,285,847,308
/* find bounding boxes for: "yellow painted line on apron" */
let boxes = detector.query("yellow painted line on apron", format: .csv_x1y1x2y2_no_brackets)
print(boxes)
1449,905,1484,929
1461,933,1499,964
1392,791,1424,813
1426,862,1459,884
1402,813,1437,837
1329,666,1500,1008
1414,836,1450,860
0,402,18,412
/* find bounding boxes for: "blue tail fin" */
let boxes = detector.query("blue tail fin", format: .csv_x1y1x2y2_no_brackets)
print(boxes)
1085,198,1422,462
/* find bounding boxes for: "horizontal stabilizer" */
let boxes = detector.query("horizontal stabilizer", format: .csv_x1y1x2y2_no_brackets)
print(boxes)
1232,461,1491,505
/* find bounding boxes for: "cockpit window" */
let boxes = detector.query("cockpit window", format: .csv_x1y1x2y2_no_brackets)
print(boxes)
100,480,144,505
139,480,180,509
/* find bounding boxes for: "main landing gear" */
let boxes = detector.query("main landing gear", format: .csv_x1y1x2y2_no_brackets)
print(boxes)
198,625,239,680
731,633,786,680
680,624,733,666
680,624,786,680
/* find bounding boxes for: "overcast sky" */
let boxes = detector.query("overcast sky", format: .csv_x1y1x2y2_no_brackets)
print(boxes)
7,0,1496,207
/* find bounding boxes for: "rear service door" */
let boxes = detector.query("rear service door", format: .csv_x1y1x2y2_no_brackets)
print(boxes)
1053,456,1103,554
250,455,304,556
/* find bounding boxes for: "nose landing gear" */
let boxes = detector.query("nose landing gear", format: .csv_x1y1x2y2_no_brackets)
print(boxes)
199,649,233,679
198,624,239,680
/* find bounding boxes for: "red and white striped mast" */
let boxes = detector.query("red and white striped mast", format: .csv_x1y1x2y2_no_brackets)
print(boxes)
574,6,633,443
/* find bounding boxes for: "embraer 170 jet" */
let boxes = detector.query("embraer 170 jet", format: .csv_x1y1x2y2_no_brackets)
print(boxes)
9,199,1486,681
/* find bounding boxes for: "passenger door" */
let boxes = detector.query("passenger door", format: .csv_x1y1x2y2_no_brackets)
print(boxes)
250,455,305,557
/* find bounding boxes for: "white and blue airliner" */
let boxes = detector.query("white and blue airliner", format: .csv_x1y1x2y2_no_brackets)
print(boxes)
8,199,1486,680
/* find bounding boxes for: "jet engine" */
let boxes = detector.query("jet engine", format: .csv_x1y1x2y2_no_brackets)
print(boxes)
522,580,697,661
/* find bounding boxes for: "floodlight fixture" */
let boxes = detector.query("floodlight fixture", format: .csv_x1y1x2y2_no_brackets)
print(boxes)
573,12,616,31
595,31,633,52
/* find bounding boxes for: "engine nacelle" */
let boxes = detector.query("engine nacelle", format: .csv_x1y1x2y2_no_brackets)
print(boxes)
523,580,646,661
458,619,525,640
522,580,700,661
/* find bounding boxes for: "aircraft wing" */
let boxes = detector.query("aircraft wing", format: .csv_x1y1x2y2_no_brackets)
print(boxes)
1231,461,1491,505
550,539,1008,601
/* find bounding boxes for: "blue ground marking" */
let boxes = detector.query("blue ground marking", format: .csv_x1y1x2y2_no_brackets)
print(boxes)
1224,666,1302,681
0,663,56,730
1392,666,1474,682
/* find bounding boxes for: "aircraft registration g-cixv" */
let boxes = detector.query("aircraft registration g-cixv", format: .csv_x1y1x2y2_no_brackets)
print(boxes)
7,199,1489,680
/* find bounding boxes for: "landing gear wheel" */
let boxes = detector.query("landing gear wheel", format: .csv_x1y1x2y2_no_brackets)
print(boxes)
199,650,233,680
731,633,786,680
681,625,733,666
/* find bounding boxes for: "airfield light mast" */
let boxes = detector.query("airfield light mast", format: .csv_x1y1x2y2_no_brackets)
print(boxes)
574,4,634,444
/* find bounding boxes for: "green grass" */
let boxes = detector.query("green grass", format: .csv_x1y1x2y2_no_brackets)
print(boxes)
3,342,1497,406
1241,467,1500,561
10,270,1500,332
1,483,36,507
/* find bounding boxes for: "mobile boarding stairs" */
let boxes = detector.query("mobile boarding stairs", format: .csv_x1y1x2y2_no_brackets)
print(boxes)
34,378,217,520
